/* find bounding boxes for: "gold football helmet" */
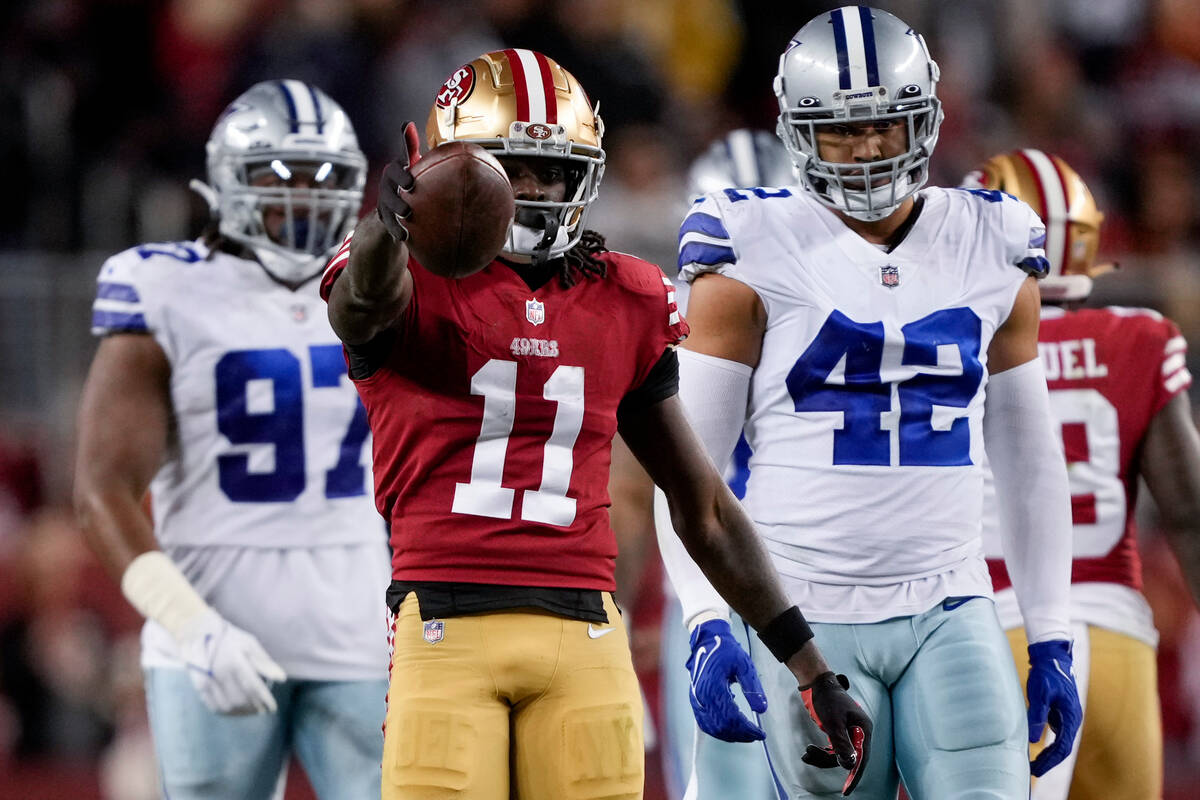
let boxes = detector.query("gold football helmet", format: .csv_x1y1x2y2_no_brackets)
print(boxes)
963,149,1112,301
426,49,605,262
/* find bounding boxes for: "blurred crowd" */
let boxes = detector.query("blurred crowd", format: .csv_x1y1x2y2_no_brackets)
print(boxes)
2,0,1200,797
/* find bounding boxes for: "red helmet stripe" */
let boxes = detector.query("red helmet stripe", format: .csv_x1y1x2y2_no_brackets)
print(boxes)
1017,149,1067,278
534,52,557,124
1047,154,1075,276
503,48,531,122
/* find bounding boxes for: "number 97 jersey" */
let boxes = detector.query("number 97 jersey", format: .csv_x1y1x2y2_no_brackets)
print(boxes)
91,240,384,550
679,186,1044,589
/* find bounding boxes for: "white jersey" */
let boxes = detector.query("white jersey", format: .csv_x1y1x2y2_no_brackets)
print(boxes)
92,240,389,679
678,186,1045,621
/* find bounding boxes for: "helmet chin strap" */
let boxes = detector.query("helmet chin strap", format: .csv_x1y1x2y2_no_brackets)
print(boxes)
503,216,570,264
530,214,561,269
827,174,911,222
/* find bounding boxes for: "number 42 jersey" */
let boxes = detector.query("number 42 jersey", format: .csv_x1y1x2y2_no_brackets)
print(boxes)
679,186,1046,621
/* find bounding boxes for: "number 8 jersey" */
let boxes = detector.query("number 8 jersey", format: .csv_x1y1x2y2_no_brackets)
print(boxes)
679,186,1045,615
91,240,385,550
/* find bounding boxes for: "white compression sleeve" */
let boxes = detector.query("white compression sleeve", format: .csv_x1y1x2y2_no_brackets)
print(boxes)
121,550,212,641
984,357,1073,643
654,348,752,631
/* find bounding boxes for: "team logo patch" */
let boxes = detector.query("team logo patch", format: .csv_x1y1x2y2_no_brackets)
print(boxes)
422,620,444,644
525,123,553,140
880,265,900,288
435,65,475,108
525,298,545,325
290,304,307,323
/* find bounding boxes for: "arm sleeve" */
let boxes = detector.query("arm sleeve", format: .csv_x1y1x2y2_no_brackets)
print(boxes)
1155,320,1192,413
984,357,1073,643
654,348,752,630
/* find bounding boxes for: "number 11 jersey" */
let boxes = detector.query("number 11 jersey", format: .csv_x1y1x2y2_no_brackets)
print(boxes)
338,253,687,592
678,186,1045,620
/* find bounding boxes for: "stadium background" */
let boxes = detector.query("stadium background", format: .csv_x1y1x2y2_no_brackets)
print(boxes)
1,0,1198,797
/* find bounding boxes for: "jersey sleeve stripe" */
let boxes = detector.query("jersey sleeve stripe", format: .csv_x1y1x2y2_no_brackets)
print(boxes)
92,309,147,332
678,212,730,242
1165,335,1187,355
96,281,142,303
1165,367,1193,394
1163,352,1187,376
679,242,737,270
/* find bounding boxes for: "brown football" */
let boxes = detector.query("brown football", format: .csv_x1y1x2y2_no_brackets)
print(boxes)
403,141,514,279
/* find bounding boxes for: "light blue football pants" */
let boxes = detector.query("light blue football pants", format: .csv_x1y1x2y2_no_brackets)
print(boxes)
747,597,1030,799
661,595,785,799
145,668,387,800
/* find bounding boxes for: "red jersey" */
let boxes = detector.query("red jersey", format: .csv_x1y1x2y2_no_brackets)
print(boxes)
324,248,687,591
988,306,1191,592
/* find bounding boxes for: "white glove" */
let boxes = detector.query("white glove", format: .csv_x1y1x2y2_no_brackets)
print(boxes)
121,551,287,715
178,608,287,715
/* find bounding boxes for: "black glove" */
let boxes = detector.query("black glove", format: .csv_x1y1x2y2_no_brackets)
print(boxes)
376,121,421,242
800,672,873,796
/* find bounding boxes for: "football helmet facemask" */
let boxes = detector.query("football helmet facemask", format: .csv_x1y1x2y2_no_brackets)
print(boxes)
962,149,1111,302
426,49,605,263
775,6,943,221
198,80,366,284
687,129,797,201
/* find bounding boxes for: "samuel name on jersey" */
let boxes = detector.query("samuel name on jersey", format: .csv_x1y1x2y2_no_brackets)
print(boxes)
678,185,1047,607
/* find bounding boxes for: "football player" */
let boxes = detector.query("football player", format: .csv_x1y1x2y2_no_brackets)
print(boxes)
657,129,796,800
74,81,390,799
970,149,1200,799
656,7,1084,799
322,49,871,799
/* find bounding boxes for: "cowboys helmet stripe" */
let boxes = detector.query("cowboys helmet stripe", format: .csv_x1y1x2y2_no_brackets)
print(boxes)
281,79,322,134
1019,148,1071,279
831,6,879,90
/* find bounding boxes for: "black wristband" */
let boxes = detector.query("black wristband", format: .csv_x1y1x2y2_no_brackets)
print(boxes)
757,605,815,663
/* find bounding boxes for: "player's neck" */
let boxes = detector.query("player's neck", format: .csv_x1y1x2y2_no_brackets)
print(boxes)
833,196,917,248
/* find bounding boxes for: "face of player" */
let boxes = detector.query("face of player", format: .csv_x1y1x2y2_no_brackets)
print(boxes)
250,160,341,245
814,119,909,187
496,156,569,228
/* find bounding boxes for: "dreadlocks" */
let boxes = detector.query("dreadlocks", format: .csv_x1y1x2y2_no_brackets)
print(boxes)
559,230,608,287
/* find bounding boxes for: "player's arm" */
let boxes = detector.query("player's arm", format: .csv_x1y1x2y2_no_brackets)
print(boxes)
326,122,420,345
74,334,285,714
984,275,1081,776
1140,392,1200,608
620,390,869,782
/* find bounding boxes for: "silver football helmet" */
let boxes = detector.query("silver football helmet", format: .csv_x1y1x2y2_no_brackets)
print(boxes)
197,80,367,284
774,6,943,221
687,129,796,200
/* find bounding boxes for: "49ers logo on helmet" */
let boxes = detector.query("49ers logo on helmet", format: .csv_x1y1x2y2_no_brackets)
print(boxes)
436,65,475,108
525,123,553,140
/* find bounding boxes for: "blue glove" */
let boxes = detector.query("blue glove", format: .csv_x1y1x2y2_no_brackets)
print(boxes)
686,619,768,742
1026,639,1082,777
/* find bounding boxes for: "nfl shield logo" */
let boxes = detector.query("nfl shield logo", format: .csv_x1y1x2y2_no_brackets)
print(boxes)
525,298,545,325
880,265,900,288
422,620,444,644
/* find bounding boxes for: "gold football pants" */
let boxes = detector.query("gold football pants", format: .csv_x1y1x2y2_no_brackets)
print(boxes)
1007,623,1162,800
382,592,644,800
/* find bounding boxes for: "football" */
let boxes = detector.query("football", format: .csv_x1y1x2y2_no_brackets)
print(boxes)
403,141,514,279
